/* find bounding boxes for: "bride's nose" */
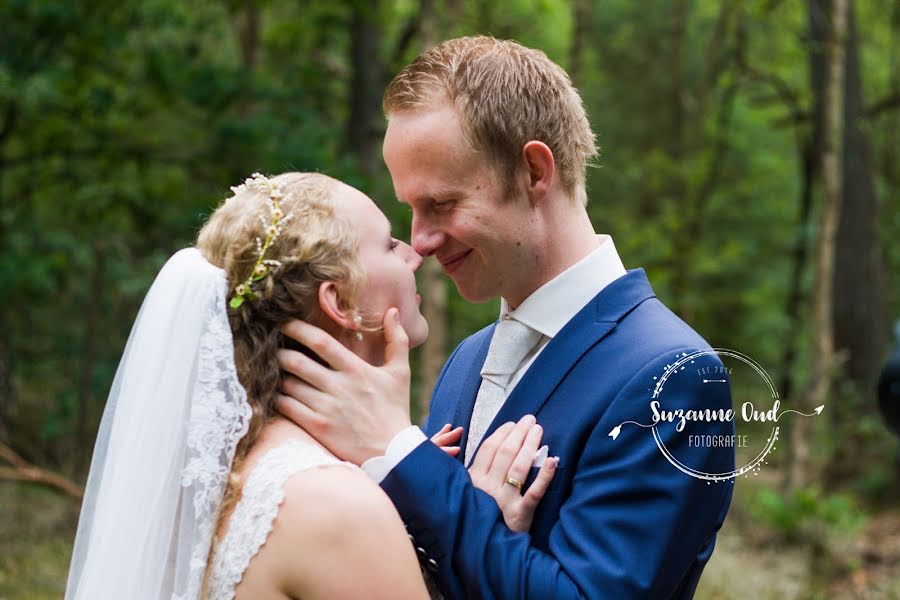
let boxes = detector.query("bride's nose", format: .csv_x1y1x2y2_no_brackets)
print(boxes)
403,242,424,272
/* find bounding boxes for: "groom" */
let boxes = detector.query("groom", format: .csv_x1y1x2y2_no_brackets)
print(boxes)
278,37,734,598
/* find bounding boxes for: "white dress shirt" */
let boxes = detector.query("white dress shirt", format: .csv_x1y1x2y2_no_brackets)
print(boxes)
362,235,627,482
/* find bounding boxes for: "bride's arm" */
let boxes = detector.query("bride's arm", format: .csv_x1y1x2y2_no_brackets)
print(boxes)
267,465,428,600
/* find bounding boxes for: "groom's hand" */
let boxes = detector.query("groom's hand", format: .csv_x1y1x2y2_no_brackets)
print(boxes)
275,308,413,464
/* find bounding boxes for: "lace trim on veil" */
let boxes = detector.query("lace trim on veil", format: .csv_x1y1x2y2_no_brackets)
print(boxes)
175,269,252,600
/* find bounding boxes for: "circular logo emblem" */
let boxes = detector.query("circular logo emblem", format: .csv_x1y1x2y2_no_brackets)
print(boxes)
609,348,823,482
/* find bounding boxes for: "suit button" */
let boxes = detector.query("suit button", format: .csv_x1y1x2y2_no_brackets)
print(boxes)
416,546,428,559
426,558,438,572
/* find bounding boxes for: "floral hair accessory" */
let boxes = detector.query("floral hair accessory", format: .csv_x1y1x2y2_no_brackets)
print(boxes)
228,173,294,309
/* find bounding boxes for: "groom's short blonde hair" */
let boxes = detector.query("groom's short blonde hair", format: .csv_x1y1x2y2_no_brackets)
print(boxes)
383,36,597,204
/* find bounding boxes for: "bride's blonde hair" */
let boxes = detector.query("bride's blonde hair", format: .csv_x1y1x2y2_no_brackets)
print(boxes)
196,172,363,593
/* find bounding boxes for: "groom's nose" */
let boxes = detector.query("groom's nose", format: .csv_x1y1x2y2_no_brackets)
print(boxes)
411,215,444,257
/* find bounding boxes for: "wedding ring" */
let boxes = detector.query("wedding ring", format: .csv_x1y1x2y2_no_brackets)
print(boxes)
505,476,523,491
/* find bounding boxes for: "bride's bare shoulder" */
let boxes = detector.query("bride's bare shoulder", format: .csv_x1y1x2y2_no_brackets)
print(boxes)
264,464,428,599
282,461,390,524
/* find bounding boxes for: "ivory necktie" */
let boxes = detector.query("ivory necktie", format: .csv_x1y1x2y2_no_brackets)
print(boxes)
465,317,543,465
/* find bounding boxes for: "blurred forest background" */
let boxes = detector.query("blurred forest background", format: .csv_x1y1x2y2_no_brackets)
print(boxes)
1,0,899,598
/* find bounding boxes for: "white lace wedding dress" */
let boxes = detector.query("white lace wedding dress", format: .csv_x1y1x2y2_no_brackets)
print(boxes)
205,440,354,599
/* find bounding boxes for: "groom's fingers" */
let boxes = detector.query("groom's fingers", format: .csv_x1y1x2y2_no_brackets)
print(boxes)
277,348,332,393
383,308,410,376
275,392,328,432
505,424,544,490
281,319,360,372
281,374,329,412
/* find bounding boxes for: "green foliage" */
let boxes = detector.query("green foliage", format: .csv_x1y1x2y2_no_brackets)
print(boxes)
750,485,868,541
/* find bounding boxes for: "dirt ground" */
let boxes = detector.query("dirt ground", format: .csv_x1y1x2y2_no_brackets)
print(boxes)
696,480,900,600
696,512,900,599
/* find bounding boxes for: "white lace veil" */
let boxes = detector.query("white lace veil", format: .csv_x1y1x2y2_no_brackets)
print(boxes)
65,248,252,600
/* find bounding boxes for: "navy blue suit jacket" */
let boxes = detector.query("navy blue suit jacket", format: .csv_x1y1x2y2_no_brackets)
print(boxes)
382,269,735,599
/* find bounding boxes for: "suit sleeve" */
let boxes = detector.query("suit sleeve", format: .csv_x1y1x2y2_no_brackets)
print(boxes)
381,348,734,599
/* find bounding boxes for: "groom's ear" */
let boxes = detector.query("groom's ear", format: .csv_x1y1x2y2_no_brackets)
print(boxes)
522,141,554,205
317,281,355,330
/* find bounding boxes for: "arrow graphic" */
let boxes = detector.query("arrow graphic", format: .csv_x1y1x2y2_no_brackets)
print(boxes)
609,420,655,440
778,405,825,418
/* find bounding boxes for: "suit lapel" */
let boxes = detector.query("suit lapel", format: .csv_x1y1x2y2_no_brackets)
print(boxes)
471,269,657,461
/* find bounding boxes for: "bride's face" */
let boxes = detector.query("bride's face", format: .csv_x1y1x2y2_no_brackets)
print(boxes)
333,182,429,348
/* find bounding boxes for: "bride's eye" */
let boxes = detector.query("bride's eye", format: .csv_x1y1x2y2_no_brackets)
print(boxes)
389,239,400,251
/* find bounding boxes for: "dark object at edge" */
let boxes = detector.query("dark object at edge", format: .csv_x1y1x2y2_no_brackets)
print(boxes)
878,321,900,438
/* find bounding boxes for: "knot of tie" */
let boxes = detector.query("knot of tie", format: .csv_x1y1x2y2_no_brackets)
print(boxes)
480,317,543,388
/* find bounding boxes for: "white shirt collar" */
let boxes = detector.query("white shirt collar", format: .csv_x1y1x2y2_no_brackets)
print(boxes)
500,235,627,338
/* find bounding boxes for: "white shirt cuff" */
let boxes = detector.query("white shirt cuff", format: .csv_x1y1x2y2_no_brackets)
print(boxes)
361,426,428,483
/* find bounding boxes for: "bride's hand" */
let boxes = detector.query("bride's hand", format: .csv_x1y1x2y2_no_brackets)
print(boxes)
431,423,464,457
468,415,558,533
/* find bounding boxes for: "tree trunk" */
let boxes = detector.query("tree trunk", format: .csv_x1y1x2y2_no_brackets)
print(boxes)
236,1,260,71
668,0,689,167
831,1,888,398
232,1,261,118
411,0,446,426
75,243,105,477
347,1,383,179
0,103,17,444
666,0,691,319
777,0,822,418
883,3,899,192
785,0,848,493
669,2,738,323
416,259,446,424
569,0,589,87
0,329,10,443
778,141,816,406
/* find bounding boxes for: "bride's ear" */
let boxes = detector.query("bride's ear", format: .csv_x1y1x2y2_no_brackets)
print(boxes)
317,281,356,330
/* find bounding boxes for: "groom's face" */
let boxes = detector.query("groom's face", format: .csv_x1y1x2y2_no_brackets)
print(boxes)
383,105,536,304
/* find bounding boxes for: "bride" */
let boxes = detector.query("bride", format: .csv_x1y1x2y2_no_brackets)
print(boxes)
64,172,553,599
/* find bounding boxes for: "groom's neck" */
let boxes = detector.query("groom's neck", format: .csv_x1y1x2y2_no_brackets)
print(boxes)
503,201,599,311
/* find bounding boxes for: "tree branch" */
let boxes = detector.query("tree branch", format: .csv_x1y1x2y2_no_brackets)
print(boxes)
390,9,423,69
865,91,900,118
0,441,84,500
738,61,805,120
